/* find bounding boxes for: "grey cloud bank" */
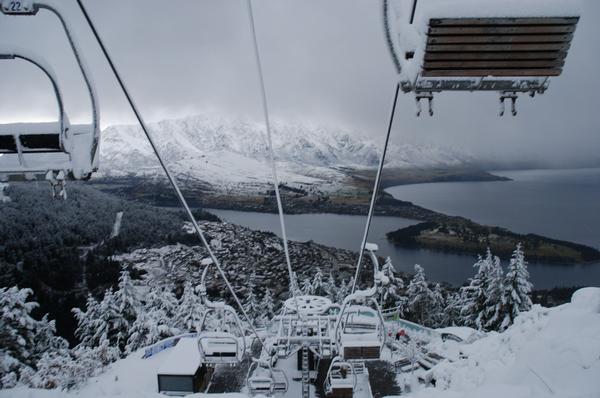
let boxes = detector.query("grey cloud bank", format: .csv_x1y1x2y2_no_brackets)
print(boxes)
1,0,599,169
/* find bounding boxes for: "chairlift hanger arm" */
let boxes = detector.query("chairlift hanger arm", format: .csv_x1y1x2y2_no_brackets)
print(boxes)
351,83,400,294
75,0,264,349
0,51,67,138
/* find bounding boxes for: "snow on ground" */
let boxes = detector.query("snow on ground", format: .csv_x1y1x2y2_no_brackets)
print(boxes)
1,289,597,398
397,287,600,398
0,343,246,398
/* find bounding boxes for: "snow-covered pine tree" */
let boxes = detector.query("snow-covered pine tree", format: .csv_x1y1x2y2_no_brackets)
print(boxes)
482,254,505,331
0,287,39,376
0,287,68,387
72,294,101,348
501,243,533,331
23,351,77,390
124,310,152,354
174,281,204,332
311,268,325,296
256,289,276,327
443,291,463,327
96,288,128,350
125,286,179,353
336,278,350,303
113,268,140,350
301,277,315,295
32,314,69,363
244,270,260,324
379,256,404,309
0,287,38,386
406,264,436,326
325,272,339,302
263,289,276,319
430,283,447,328
460,250,493,329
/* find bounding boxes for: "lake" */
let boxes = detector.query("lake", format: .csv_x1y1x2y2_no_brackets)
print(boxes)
387,168,600,249
209,168,600,289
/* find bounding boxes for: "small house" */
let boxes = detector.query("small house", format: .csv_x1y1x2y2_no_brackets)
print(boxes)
157,337,212,396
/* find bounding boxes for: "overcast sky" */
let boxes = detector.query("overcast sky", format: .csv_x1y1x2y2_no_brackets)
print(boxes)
1,0,599,168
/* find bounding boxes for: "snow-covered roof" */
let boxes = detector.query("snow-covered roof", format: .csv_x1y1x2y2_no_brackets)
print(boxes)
156,337,201,376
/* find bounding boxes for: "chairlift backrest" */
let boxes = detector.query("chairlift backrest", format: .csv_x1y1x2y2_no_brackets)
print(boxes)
196,299,246,365
335,296,386,361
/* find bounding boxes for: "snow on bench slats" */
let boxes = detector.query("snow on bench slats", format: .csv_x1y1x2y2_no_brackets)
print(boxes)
389,0,582,82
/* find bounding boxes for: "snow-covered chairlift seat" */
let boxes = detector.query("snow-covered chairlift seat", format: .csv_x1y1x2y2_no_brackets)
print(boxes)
197,331,242,365
337,305,383,360
413,17,579,93
324,357,356,398
383,0,581,115
246,360,288,395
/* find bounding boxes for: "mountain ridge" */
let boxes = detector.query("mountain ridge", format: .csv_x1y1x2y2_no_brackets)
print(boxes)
99,114,473,193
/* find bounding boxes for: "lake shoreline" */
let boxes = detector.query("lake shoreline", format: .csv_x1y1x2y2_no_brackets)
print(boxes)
91,169,600,266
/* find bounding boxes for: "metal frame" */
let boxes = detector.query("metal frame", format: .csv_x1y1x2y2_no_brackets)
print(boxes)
196,265,247,365
246,359,289,395
324,356,357,396
0,51,67,149
381,0,579,117
1,0,100,178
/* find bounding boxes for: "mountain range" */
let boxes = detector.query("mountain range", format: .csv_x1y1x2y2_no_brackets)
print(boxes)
99,114,472,193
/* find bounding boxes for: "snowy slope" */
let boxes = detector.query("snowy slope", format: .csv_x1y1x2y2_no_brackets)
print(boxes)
99,114,471,191
404,287,600,398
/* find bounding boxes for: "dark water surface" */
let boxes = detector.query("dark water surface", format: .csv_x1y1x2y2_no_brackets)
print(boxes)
208,169,600,289
387,168,600,249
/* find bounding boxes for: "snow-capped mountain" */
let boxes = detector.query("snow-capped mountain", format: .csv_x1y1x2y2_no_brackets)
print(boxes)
99,114,471,192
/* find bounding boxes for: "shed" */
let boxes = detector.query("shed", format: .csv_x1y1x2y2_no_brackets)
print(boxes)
157,337,211,396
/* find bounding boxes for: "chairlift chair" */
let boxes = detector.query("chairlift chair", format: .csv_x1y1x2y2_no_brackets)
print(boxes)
0,0,100,183
335,302,385,361
196,265,246,365
246,359,289,396
196,301,246,365
383,0,580,116
324,356,357,398
335,244,386,360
